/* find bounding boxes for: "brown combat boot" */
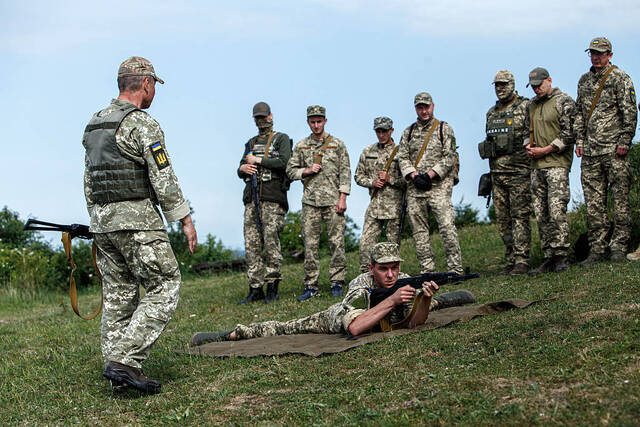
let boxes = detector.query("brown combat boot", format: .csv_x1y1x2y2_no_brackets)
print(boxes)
509,263,529,275
528,258,555,275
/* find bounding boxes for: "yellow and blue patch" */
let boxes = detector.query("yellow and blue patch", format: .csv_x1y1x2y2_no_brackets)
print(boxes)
150,142,169,170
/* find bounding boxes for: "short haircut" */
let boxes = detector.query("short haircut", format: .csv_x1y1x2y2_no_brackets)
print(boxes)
117,75,146,93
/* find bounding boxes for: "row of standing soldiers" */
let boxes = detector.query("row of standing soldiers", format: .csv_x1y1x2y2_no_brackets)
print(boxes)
238,36,638,304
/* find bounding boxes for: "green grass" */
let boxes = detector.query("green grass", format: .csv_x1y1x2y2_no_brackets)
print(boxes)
1,223,639,425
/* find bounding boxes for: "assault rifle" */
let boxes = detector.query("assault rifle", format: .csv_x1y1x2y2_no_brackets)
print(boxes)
22,218,101,320
370,271,480,308
243,141,262,234
23,219,92,239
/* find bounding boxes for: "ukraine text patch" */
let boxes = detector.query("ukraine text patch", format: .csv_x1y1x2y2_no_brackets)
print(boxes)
150,142,169,170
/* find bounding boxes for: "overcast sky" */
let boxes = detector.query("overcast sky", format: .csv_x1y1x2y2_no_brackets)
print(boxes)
2,1,639,249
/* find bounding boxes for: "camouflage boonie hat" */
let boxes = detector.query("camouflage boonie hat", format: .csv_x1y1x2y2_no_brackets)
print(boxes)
527,67,550,87
118,56,164,84
307,105,326,117
370,242,404,264
373,116,393,130
253,102,271,117
586,37,612,53
414,92,433,106
493,70,514,84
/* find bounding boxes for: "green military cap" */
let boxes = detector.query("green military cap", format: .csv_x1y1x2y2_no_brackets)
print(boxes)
586,37,612,53
307,105,326,117
118,56,164,84
527,67,550,87
414,92,433,106
373,116,393,130
370,242,404,264
493,70,514,84
253,102,271,117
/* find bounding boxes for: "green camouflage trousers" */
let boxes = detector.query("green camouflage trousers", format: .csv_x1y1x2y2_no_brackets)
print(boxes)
492,173,532,266
234,302,348,338
406,177,463,274
581,154,632,255
94,230,181,369
531,167,570,258
358,209,401,272
301,204,346,289
244,201,286,289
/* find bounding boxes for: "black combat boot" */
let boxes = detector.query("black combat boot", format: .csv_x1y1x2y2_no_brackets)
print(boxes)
190,331,232,346
237,287,265,305
433,290,475,310
265,280,280,303
579,252,604,267
527,258,555,275
553,255,569,272
103,361,161,394
499,264,514,275
509,263,529,275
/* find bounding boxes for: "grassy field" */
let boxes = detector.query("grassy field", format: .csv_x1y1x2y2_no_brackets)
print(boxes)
0,223,639,425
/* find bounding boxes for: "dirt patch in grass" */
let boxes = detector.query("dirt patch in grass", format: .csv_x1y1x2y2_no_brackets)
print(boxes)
222,393,270,411
614,302,640,311
576,309,626,322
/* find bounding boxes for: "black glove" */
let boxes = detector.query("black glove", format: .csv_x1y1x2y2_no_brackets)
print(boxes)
413,173,432,191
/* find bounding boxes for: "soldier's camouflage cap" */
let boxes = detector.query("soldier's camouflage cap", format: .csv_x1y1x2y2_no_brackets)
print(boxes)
118,56,164,84
527,67,550,87
493,70,514,84
414,92,433,106
373,116,393,130
307,105,326,117
370,242,404,264
586,37,612,53
253,102,271,117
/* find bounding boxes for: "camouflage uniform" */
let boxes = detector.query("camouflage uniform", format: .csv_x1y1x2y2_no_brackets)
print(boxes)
354,117,405,272
234,270,413,339
238,121,291,290
575,44,637,257
481,71,532,269
84,98,190,369
286,107,351,290
526,87,577,260
397,94,463,275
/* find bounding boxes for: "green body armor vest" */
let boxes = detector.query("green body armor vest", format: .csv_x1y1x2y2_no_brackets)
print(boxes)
83,104,152,204
479,97,525,159
242,132,290,210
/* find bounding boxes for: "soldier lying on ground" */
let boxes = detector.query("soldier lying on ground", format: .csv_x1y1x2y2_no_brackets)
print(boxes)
190,242,474,345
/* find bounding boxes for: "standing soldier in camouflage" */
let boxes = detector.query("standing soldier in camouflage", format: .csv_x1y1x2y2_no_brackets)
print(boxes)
524,67,576,275
397,92,463,275
574,37,638,265
286,105,351,301
237,102,292,304
479,70,532,275
354,117,406,273
84,57,197,394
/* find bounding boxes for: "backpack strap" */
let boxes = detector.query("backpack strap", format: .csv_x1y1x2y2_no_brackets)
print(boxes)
414,119,439,168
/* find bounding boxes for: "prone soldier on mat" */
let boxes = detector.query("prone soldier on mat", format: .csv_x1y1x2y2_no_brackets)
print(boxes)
190,242,476,345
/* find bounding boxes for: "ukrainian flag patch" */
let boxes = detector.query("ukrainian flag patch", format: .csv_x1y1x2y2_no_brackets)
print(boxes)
150,142,169,170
